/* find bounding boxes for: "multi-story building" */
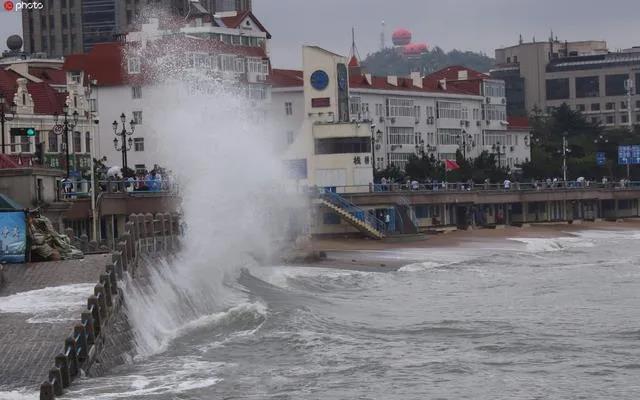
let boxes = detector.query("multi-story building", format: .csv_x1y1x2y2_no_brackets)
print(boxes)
270,55,530,184
0,38,94,174
21,0,252,57
63,10,272,173
492,37,640,128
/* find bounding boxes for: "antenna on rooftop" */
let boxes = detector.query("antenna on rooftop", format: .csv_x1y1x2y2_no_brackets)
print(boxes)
380,20,386,50
350,27,361,61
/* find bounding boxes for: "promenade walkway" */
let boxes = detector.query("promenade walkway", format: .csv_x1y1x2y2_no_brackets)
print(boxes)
0,254,110,391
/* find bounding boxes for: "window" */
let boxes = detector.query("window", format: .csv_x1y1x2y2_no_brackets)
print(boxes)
606,115,614,124
621,101,628,110
127,57,141,74
219,54,236,72
85,132,91,153
350,96,361,116
387,127,415,145
48,131,58,152
133,111,142,124
20,136,30,153
387,98,414,117
606,102,615,111
576,104,586,112
314,137,371,154
132,86,142,99
437,128,462,145
285,102,292,116
388,153,413,169
436,101,462,119
591,103,600,111
414,105,421,122
545,78,570,100
485,104,506,121
575,76,599,98
375,103,384,116
605,74,628,96
621,114,628,124
133,137,144,152
248,85,267,100
484,81,505,97
73,131,81,153
472,108,480,120
134,164,146,174
247,57,268,75
426,106,434,118
286,131,294,145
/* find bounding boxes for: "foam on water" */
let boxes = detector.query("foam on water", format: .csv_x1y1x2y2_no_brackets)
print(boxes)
0,283,95,323
0,389,37,400
508,237,595,253
117,27,300,357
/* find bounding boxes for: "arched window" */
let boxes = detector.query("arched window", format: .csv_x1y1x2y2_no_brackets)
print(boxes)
73,131,82,153
85,132,91,153
48,130,58,152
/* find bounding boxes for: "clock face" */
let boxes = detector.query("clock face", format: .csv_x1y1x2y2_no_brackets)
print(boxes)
310,70,329,91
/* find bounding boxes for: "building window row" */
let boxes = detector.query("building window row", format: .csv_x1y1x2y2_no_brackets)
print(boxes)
437,128,462,145
387,127,415,145
314,137,371,155
548,73,638,100
387,98,414,117
436,101,462,119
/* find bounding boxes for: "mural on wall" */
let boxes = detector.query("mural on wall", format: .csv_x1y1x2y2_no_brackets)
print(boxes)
0,211,27,263
337,63,349,122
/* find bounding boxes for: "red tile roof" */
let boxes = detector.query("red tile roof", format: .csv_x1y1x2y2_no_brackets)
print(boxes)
220,11,272,39
64,42,126,87
348,55,359,68
426,65,489,81
27,82,67,115
0,69,20,104
28,67,66,85
269,69,303,87
507,116,530,129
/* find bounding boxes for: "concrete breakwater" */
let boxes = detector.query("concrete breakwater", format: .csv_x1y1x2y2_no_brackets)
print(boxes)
38,212,181,400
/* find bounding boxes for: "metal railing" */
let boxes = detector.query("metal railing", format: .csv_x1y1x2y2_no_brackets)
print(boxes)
319,180,640,195
322,191,387,234
39,212,181,400
57,179,180,201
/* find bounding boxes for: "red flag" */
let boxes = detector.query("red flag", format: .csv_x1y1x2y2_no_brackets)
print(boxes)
444,159,460,171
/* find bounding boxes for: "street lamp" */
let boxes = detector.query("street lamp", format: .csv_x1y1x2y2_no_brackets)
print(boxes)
456,130,475,159
53,106,79,178
0,93,17,154
492,141,506,168
560,131,570,182
113,113,135,174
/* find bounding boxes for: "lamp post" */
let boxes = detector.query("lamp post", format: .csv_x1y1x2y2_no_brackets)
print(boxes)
112,113,135,174
456,130,474,159
0,93,17,154
492,141,506,168
560,131,570,182
53,106,79,178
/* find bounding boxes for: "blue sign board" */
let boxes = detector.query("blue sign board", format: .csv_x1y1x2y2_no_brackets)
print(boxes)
0,211,27,263
596,152,606,166
618,145,640,165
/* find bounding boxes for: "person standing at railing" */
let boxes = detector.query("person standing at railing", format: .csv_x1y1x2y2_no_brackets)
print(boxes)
503,178,511,190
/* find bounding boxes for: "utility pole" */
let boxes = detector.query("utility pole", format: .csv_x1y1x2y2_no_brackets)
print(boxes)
626,77,634,179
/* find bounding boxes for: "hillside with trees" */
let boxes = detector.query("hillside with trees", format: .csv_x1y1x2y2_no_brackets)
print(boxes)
361,47,495,76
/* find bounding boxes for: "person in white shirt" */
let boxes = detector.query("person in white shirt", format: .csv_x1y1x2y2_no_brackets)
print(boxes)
503,179,511,190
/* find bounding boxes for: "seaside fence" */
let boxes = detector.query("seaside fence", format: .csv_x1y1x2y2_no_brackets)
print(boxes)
39,212,181,400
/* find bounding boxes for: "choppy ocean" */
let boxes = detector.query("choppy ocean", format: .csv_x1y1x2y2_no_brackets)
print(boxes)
3,229,640,399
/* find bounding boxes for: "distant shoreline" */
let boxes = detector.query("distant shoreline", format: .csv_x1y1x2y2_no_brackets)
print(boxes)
301,219,640,271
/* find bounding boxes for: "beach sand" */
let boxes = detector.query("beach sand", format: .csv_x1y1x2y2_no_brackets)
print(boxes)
304,219,640,271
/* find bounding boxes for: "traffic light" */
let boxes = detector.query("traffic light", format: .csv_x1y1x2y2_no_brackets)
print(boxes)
10,127,37,137
35,143,44,164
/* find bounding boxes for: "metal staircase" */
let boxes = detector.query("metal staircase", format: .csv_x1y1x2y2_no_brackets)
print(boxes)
320,192,386,239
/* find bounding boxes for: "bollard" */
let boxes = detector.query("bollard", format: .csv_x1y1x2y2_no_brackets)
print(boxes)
74,324,89,362
112,251,123,276
40,380,54,400
54,353,70,388
105,264,119,293
87,296,102,337
64,336,79,378
81,312,96,345
48,367,63,396
100,274,113,307
117,242,128,271
94,284,108,319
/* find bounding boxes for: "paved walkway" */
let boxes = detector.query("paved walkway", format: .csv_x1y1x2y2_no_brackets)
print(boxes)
0,254,110,391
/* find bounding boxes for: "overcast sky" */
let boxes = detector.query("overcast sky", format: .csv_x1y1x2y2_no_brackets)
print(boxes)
2,0,639,68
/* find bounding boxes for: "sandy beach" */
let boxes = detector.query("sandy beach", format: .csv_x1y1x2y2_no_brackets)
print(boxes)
305,219,640,271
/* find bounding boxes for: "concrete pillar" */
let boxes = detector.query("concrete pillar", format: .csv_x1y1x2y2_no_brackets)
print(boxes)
116,215,126,241
522,202,528,223
614,199,619,219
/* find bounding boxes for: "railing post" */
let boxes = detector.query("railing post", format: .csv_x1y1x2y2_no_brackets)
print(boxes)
73,324,89,362
117,242,128,271
81,311,96,345
100,274,113,307
48,368,63,396
54,353,70,388
87,296,102,336
105,264,119,293
94,284,108,319
145,213,154,252
64,336,78,378
112,250,123,275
